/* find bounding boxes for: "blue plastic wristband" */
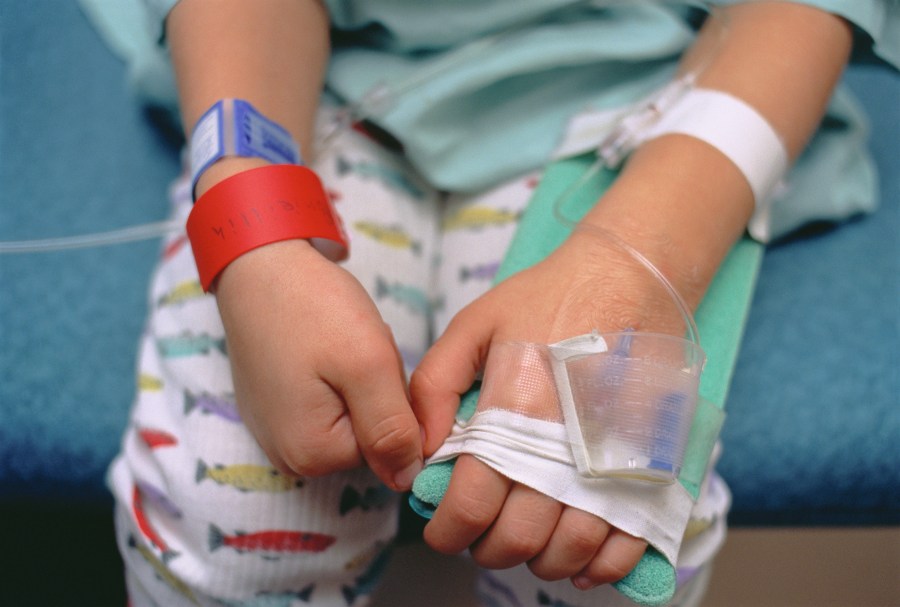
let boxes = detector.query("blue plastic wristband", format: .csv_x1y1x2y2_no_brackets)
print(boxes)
189,99,302,197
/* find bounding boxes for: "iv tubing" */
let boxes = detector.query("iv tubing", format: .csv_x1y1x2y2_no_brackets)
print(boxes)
0,220,183,254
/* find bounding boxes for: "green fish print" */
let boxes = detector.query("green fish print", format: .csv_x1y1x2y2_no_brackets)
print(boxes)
341,545,392,605
375,276,430,316
157,332,227,358
339,485,393,516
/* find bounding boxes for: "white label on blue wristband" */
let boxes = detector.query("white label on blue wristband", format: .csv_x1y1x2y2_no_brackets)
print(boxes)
191,102,225,187
189,99,302,195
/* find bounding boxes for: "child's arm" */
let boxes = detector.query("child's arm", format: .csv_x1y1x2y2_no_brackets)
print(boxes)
411,2,852,588
167,0,423,491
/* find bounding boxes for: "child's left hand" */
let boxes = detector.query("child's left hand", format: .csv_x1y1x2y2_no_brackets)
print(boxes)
410,227,690,589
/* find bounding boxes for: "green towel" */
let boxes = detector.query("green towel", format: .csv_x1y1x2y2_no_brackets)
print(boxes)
411,154,762,606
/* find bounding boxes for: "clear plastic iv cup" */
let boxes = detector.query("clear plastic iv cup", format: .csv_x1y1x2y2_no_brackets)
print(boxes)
554,332,705,483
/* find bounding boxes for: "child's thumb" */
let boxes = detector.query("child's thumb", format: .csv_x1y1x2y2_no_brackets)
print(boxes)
410,310,493,457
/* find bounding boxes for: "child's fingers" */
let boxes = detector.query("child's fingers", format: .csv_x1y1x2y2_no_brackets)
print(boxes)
527,506,612,582
572,528,648,589
257,380,364,478
410,307,494,456
468,484,563,570
424,455,512,554
339,335,424,492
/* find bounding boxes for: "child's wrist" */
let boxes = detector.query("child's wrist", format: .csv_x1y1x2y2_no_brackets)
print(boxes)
566,209,697,312
194,157,272,199
552,228,692,338
580,135,757,309
187,164,349,291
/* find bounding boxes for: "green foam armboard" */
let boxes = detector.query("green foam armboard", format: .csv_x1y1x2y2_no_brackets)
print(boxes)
411,154,762,606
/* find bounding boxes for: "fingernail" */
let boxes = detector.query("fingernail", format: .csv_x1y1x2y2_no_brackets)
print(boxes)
573,575,596,591
394,459,423,491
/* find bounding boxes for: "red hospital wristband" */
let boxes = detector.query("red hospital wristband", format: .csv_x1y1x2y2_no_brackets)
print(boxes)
186,164,349,291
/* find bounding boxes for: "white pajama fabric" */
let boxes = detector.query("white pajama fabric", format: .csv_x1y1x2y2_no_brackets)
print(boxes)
110,107,726,607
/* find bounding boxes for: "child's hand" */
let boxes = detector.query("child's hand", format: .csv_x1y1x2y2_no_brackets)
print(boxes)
214,239,423,491
410,229,691,587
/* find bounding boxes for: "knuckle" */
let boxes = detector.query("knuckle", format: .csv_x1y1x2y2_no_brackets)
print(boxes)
527,560,568,582
276,425,358,478
496,530,545,563
365,414,418,461
408,365,439,399
446,492,497,532
346,344,399,381
590,554,634,584
560,517,608,556
277,443,324,477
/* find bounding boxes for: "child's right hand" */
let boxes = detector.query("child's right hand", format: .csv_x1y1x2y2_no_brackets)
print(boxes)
212,238,424,492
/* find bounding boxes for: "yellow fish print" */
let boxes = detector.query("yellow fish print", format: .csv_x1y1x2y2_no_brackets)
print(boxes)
138,373,164,392
196,460,303,493
353,221,422,254
128,535,199,605
683,516,715,541
157,280,204,307
441,206,520,231
344,540,389,571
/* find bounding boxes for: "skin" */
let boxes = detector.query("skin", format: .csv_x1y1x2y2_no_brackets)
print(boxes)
167,0,852,591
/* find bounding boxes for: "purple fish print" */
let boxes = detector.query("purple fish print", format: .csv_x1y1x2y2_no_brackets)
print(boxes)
459,260,501,282
184,391,242,423
136,480,183,520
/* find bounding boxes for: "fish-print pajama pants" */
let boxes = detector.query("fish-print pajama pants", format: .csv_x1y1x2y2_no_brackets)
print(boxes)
110,106,728,607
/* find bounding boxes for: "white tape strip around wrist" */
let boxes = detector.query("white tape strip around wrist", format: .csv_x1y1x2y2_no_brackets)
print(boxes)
638,87,789,206
189,98,302,196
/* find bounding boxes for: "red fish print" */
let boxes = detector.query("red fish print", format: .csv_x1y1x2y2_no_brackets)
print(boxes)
162,234,189,260
137,427,178,449
132,486,178,562
208,524,336,556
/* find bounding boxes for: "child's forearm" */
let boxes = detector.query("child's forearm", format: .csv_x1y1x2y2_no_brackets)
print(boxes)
580,2,853,310
166,0,330,198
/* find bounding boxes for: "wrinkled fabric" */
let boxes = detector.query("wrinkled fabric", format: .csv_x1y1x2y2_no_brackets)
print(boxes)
79,0,899,239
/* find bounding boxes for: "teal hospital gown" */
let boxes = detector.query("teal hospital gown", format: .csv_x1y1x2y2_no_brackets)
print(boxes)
81,0,899,240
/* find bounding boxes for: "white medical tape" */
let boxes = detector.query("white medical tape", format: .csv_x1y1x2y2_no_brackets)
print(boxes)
427,408,695,565
639,87,788,206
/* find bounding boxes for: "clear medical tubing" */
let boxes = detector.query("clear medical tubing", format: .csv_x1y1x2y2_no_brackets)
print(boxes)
0,220,183,254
